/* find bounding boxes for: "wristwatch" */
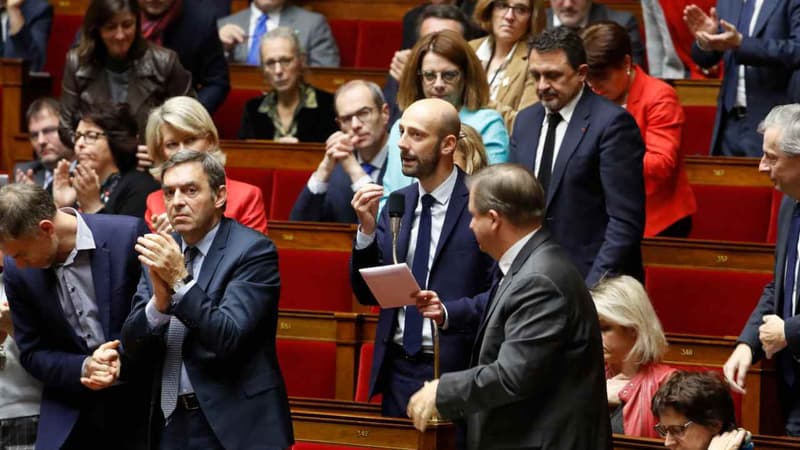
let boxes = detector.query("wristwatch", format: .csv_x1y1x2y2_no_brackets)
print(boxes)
171,273,193,293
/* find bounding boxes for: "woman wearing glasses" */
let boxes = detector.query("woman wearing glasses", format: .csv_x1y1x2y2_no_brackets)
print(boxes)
60,0,193,139
652,371,753,450
590,275,676,438
53,103,160,218
381,29,508,200
469,0,543,129
238,26,337,143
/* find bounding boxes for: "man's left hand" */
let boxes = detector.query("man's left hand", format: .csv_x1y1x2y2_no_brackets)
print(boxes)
697,19,742,51
135,232,187,286
407,379,439,431
759,314,788,359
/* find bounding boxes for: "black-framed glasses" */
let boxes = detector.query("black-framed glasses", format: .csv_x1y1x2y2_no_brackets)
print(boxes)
654,421,693,438
71,130,107,145
494,1,532,16
29,125,60,141
262,56,295,71
335,107,376,129
419,70,461,84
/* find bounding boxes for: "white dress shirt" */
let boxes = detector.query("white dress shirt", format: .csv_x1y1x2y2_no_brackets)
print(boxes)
534,88,584,177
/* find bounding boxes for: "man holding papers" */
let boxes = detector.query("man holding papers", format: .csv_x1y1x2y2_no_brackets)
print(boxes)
350,98,494,418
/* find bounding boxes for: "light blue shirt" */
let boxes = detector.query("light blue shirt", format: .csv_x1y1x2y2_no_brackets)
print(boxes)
380,106,509,209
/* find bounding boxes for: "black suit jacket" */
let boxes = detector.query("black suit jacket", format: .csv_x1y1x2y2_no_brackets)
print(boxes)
437,229,611,450
99,169,160,218
238,87,338,142
509,87,645,286
4,0,52,72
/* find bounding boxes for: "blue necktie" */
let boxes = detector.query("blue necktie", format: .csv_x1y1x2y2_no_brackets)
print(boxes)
361,162,376,177
722,0,755,110
404,194,435,355
247,13,268,66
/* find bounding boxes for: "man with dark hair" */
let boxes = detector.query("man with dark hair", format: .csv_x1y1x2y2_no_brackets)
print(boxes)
291,80,391,223
0,183,150,450
122,150,293,449
407,163,611,450
351,98,494,417
1,0,52,72
15,97,75,191
509,26,645,286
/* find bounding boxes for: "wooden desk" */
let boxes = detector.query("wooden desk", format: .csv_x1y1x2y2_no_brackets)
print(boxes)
229,64,388,93
684,156,767,187
223,140,325,171
669,79,721,106
641,237,774,273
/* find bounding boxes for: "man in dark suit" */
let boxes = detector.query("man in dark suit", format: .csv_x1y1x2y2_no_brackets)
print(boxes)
122,150,293,450
351,98,494,417
291,80,390,223
407,163,611,450
509,26,645,286
685,0,800,157
138,0,230,113
14,97,75,190
547,0,645,66
2,0,52,72
0,184,150,450
723,104,800,435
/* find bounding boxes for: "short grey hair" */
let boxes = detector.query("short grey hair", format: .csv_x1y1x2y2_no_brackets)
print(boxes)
758,104,800,155
467,163,544,227
0,184,56,240
161,149,226,197
261,26,306,60
333,80,386,114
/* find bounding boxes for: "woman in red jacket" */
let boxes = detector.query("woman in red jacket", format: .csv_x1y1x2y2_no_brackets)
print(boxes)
582,21,697,238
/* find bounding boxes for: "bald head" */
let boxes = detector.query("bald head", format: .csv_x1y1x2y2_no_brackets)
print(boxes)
405,98,460,140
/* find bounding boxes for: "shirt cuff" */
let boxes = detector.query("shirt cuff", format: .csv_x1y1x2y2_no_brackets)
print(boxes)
145,297,172,330
441,303,450,330
307,173,329,195
355,228,376,250
351,174,373,192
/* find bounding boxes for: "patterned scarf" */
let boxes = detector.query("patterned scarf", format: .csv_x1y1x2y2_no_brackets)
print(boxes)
140,0,184,46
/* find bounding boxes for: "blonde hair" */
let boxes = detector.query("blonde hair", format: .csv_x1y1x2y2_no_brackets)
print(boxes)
456,124,488,174
590,275,668,367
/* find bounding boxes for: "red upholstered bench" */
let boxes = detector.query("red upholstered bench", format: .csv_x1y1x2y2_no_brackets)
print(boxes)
270,169,313,221
212,88,262,140
225,166,273,218
681,105,716,156
278,248,353,312
45,14,83,96
645,266,771,336
354,342,381,404
328,19,359,68
354,21,403,69
689,184,773,242
277,338,337,398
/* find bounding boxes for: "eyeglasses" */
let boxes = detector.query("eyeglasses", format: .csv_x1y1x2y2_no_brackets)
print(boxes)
29,125,60,141
263,56,295,71
335,107,376,129
654,421,693,438
419,70,461,84
71,130,107,145
494,1,532,16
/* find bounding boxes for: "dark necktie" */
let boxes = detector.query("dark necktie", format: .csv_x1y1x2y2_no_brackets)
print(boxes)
538,112,563,196
247,13,268,65
722,0,755,110
404,194,435,355
361,162,376,177
781,205,800,386
160,246,198,419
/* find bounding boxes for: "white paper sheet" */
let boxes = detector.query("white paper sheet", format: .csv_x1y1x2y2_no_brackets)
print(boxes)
358,263,421,308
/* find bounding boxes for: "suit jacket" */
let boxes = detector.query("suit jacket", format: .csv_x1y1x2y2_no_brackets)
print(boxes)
145,177,268,234
547,3,645,67
121,218,293,450
509,87,645,286
626,65,697,236
437,229,611,450
161,0,230,114
691,0,800,156
290,161,386,224
4,0,51,72
238,87,338,142
350,168,495,398
469,37,538,130
99,169,160,218
4,214,150,450
217,4,340,67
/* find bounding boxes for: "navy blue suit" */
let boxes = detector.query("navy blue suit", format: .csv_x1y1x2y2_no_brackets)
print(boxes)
509,87,645,286
4,214,150,450
4,0,52,72
290,162,386,223
350,169,494,401
122,218,293,450
691,0,800,156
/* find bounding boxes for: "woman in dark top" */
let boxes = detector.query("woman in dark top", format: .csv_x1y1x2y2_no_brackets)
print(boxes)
53,102,159,217
60,0,193,139
238,26,337,143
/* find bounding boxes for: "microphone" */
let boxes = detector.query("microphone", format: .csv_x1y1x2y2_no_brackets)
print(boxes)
388,192,404,264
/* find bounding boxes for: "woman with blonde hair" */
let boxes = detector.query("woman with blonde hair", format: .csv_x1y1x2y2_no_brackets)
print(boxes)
590,274,676,438
456,123,488,174
143,96,267,233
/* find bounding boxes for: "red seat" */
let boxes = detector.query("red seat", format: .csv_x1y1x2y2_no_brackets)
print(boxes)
328,19,359,68
354,342,381,404
225,167,273,218
45,15,83,96
681,105,717,156
689,184,773,242
278,248,352,312
767,189,783,244
269,169,313,220
354,21,403,69
645,266,771,336
277,339,337,399
213,88,262,140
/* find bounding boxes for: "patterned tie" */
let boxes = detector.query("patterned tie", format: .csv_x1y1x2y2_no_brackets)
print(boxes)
404,194,435,355
247,13,268,66
538,112,563,196
722,0,755,110
160,246,198,420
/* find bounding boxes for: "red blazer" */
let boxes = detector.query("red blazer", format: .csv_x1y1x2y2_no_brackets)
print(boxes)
610,363,677,438
627,65,697,237
145,177,268,234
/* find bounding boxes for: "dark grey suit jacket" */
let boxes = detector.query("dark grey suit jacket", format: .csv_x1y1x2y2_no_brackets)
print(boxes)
436,229,611,450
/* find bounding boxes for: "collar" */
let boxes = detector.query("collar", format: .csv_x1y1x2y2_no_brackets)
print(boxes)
357,142,389,169
474,36,518,67
257,83,318,114
417,166,458,207
498,228,539,276
546,85,583,122
552,11,589,28
251,2,281,19
181,221,220,258
60,208,97,267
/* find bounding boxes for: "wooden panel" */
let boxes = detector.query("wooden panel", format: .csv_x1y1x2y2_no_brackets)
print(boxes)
229,64,388,92
642,237,774,273
684,156,768,187
223,140,324,170
290,397,380,415
268,220,355,252
669,79,721,106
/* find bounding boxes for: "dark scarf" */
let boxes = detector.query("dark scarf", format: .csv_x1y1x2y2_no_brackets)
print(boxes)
140,0,183,46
